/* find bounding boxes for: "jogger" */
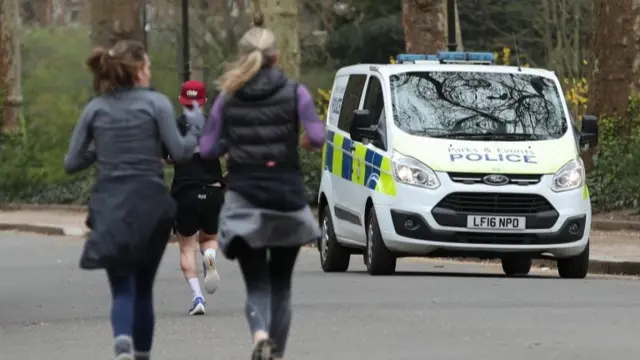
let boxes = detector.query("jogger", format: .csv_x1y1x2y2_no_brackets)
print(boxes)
163,80,224,315
198,13,327,359
64,39,204,359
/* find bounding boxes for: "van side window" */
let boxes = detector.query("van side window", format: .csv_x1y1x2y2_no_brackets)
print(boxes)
337,74,367,132
362,76,387,150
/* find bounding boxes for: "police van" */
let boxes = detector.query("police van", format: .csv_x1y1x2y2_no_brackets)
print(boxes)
316,51,598,279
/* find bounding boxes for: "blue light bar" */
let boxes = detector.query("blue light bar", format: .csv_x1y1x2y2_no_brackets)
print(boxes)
436,51,494,64
395,51,494,65
395,53,437,63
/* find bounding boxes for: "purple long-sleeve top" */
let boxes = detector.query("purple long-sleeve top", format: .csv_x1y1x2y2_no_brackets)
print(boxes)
199,85,326,158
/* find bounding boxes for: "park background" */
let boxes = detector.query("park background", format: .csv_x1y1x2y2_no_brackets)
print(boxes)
0,0,638,218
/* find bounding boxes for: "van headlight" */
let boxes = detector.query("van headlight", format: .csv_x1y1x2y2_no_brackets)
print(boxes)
551,158,585,192
391,153,440,189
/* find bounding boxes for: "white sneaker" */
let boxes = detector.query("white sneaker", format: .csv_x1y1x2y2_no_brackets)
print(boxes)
203,253,220,294
188,297,206,316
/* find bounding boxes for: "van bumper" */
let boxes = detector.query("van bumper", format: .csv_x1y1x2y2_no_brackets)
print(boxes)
373,180,591,259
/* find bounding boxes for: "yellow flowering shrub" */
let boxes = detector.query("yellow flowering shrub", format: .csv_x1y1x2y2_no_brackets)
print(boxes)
563,77,588,119
315,88,331,121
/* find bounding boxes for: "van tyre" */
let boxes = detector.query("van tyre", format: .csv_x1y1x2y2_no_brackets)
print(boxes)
501,256,532,276
319,208,350,272
557,241,589,279
365,207,396,275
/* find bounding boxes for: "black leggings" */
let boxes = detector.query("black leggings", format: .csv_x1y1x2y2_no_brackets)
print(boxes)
236,242,301,357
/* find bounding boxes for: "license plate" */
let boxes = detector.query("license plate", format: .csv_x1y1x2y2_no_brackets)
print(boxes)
466,215,526,230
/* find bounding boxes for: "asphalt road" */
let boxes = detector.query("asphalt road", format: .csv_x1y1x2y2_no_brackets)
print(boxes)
2,232,640,360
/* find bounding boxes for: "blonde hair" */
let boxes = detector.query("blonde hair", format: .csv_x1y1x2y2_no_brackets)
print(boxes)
218,13,277,94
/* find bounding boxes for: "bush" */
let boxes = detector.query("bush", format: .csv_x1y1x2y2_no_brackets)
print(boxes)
587,96,640,210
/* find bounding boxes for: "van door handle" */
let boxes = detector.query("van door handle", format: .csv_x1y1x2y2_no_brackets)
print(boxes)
349,143,356,152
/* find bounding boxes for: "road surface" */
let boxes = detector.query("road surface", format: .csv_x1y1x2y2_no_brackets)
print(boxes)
1,232,640,360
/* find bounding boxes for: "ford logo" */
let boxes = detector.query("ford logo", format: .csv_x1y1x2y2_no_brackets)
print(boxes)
483,174,509,186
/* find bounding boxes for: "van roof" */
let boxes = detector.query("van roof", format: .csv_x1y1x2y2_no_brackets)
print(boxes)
335,63,557,80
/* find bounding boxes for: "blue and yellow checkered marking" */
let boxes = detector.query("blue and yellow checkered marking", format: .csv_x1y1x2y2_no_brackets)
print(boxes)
322,130,396,196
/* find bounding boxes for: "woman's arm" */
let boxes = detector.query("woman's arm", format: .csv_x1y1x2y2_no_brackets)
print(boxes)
297,85,326,149
199,95,228,159
154,94,203,162
160,115,187,165
63,104,97,174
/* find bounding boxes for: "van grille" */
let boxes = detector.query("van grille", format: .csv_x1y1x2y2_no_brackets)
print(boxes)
448,172,542,186
435,192,555,214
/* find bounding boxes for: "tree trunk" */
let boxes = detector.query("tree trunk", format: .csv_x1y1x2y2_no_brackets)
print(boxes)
630,0,640,94
587,0,633,127
402,0,446,53
584,0,634,168
90,0,145,48
0,0,23,132
252,0,300,79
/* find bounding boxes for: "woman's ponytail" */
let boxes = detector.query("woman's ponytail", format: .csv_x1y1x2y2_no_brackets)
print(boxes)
217,11,277,94
219,50,264,94
85,40,146,94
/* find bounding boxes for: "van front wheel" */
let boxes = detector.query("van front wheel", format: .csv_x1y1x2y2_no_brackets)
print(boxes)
557,242,589,279
319,208,350,272
365,207,396,275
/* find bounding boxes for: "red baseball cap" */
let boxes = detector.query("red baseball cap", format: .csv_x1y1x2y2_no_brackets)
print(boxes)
179,80,207,106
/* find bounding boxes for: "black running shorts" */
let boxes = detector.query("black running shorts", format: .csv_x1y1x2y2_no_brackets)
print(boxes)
173,185,223,237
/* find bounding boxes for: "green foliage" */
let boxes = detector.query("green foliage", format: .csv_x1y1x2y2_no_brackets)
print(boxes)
587,96,640,210
1,27,336,205
0,132,33,196
1,27,189,204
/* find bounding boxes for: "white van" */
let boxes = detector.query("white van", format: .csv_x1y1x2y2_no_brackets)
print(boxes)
316,52,598,279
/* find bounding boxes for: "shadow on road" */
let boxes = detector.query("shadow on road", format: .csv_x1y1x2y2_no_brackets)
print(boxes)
348,270,556,279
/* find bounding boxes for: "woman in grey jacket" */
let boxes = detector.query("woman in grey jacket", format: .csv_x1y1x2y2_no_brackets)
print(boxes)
64,40,204,360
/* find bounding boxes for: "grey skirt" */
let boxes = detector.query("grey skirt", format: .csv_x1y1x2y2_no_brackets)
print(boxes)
217,190,321,259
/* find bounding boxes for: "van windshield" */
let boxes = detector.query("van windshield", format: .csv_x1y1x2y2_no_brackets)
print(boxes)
389,71,568,141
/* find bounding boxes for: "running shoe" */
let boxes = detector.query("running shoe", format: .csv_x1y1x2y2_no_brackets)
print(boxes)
114,335,133,360
251,338,274,360
203,253,220,294
189,296,206,316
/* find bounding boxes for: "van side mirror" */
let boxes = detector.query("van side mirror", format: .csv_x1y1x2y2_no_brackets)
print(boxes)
579,114,598,149
349,109,378,143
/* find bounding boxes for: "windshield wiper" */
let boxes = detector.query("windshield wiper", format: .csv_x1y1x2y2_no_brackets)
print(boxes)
430,132,498,139
430,132,540,140
409,128,450,136
487,133,540,140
